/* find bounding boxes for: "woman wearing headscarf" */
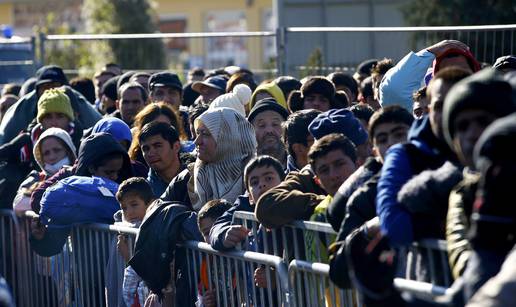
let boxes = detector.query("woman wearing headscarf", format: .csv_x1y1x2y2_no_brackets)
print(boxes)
161,107,257,211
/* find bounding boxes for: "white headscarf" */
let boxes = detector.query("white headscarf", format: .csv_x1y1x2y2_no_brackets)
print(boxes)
193,107,257,210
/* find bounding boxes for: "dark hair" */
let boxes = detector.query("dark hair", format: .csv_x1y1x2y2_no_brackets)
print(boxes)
189,67,205,78
189,103,209,128
226,72,257,93
371,58,394,78
139,121,180,148
350,104,374,125
275,76,301,103
368,105,414,139
282,109,321,159
244,155,286,191
412,86,427,102
360,76,374,99
334,90,350,108
116,177,155,205
91,151,125,170
287,90,303,113
70,77,96,104
427,67,472,98
308,133,357,167
118,81,148,103
198,199,232,223
327,72,358,99
1,83,21,96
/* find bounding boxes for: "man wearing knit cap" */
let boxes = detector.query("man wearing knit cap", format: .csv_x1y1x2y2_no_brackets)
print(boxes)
37,88,75,131
148,71,183,109
0,65,101,145
255,107,368,229
248,98,289,167
300,76,338,112
380,40,480,111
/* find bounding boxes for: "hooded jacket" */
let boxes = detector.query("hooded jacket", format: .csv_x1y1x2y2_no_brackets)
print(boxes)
376,116,453,246
0,86,101,145
32,127,77,175
129,200,201,303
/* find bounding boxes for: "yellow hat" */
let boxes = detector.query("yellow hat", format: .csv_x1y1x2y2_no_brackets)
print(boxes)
36,88,74,123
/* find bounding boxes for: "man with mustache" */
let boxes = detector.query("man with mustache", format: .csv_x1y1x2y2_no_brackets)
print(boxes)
247,98,290,168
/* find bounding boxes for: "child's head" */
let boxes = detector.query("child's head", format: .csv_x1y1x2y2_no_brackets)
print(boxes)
116,177,155,223
244,155,285,204
308,133,357,196
368,105,413,162
197,199,232,242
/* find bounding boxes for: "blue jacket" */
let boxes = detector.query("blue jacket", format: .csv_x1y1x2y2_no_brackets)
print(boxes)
209,195,252,251
147,168,169,198
379,50,435,111
376,116,451,246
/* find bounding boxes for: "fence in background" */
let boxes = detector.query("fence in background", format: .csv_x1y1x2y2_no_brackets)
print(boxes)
27,24,516,80
1,209,455,306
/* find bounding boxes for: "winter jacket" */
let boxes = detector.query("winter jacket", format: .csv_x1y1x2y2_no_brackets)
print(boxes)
327,157,383,231
376,116,453,246
128,200,201,304
160,163,195,210
148,168,170,198
255,164,326,229
379,50,434,111
446,170,479,279
209,195,252,251
398,161,463,241
0,86,101,145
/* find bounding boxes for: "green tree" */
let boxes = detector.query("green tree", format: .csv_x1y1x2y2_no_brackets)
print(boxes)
83,0,166,70
401,0,516,63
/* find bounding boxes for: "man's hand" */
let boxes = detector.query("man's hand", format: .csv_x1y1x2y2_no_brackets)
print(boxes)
30,217,46,240
426,40,469,57
254,267,276,289
222,225,249,249
202,289,216,307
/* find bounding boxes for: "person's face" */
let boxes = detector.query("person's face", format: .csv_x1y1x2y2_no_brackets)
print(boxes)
413,98,430,119
199,217,215,242
252,110,284,154
101,95,116,114
90,156,124,182
291,134,314,168
40,137,67,165
141,134,179,173
151,86,181,109
373,122,410,162
303,93,331,112
439,56,473,73
0,96,17,123
37,82,62,97
94,73,113,98
118,88,146,125
372,74,384,101
200,86,222,104
452,109,496,168
40,112,70,130
428,79,452,139
247,165,283,204
195,122,217,163
120,194,148,224
313,149,356,196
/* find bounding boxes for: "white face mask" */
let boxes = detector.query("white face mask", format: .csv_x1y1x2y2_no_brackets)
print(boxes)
44,157,71,175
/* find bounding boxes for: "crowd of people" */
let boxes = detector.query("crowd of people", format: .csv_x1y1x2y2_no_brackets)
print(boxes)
0,39,516,307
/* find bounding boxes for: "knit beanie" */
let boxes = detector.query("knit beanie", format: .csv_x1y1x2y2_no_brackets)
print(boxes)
209,84,251,117
247,98,289,123
250,82,288,110
301,76,336,102
308,108,368,145
37,88,74,123
443,68,516,149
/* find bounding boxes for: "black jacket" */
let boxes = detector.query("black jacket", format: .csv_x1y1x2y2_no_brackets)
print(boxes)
160,166,193,209
129,200,201,302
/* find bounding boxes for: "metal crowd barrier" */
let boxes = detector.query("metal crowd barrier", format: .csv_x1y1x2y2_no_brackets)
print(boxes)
0,209,455,306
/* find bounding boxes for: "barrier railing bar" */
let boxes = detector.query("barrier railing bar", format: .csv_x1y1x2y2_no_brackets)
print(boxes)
287,24,516,32
46,31,276,41
393,278,451,297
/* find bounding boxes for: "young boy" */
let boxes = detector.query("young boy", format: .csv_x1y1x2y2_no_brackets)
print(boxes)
208,155,285,252
196,199,232,307
114,177,156,307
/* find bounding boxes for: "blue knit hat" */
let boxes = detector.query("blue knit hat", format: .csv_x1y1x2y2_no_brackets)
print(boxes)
308,108,368,145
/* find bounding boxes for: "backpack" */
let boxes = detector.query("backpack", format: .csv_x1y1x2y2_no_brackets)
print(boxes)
39,175,120,228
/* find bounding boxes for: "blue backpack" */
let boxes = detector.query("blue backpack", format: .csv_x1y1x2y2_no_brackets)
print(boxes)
39,176,120,228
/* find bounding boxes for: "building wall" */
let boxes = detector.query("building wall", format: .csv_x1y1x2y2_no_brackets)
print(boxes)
0,3,14,26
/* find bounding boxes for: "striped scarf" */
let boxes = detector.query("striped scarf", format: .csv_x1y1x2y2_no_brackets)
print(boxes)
193,107,257,210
